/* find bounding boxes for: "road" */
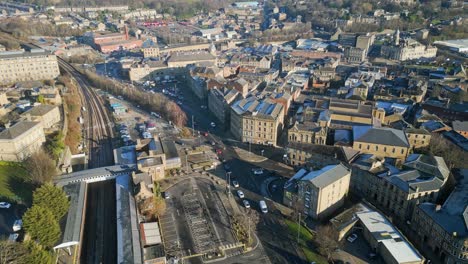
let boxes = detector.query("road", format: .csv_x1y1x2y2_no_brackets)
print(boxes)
58,59,116,264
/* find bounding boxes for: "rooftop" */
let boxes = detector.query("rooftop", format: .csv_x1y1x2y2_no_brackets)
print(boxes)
0,121,41,140
357,205,424,263
290,164,350,189
54,182,87,250
353,126,409,147
168,51,215,62
419,169,468,238
23,104,57,117
231,97,283,120
0,49,52,59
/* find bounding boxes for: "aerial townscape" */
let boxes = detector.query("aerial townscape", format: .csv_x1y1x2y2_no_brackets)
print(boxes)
0,0,467,263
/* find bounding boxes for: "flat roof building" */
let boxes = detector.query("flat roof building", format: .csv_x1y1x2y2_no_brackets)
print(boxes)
357,205,425,264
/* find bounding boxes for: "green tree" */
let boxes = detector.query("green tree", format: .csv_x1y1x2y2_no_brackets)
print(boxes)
33,183,70,220
36,94,45,104
23,205,61,249
46,131,65,160
22,241,54,264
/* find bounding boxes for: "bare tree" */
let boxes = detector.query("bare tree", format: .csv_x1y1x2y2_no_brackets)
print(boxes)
0,240,27,264
24,149,57,185
314,224,341,262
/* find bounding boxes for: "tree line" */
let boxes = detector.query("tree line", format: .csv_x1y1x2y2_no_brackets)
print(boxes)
82,69,188,127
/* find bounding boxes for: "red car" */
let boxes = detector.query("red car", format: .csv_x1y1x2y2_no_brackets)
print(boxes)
216,149,223,155
202,132,209,137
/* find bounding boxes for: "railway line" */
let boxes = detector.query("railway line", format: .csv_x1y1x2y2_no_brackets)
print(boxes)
57,58,114,168
57,58,117,264
0,32,119,263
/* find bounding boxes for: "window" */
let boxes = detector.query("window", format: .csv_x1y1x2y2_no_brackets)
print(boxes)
359,144,362,149
392,148,395,153
367,145,370,150
401,149,404,154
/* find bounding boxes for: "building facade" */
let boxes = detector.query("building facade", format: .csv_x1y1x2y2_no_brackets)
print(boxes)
351,154,450,225
230,97,284,146
284,164,351,219
0,49,60,84
411,169,468,264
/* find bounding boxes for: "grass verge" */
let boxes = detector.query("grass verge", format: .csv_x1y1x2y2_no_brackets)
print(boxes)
0,161,33,205
284,219,328,264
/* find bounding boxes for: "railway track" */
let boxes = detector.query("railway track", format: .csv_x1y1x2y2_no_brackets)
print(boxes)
57,58,114,168
57,58,117,264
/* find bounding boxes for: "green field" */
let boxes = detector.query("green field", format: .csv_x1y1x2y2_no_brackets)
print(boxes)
284,219,328,264
0,161,33,205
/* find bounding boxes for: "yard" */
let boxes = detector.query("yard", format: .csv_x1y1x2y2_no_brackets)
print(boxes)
0,161,33,205
284,219,328,264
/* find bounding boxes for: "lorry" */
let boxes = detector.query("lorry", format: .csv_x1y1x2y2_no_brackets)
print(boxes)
259,200,268,213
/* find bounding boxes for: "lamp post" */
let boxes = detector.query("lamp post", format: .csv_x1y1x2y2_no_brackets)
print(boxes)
226,171,232,198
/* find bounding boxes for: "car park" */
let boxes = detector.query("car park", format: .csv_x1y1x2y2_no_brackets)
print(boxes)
347,233,358,243
242,200,250,209
0,202,11,209
237,190,245,199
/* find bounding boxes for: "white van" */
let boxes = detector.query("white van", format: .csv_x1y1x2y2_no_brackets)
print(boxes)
259,200,268,214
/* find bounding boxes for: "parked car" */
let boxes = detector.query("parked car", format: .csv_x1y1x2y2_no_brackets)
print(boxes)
8,233,18,242
164,192,170,199
259,200,268,213
12,220,22,232
347,233,358,243
210,122,216,128
0,202,11,209
232,181,239,188
242,200,250,209
237,190,245,199
252,168,264,175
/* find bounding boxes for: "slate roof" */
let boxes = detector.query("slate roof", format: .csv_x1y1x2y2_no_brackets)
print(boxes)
453,120,468,132
383,154,449,193
23,104,57,117
231,97,283,120
0,121,40,140
353,126,409,147
299,164,350,188
418,169,468,238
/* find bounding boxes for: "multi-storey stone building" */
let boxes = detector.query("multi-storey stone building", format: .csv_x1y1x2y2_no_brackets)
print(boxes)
0,121,46,161
351,154,450,225
381,38,437,61
0,49,60,84
208,88,241,125
352,126,410,165
411,169,468,264
230,97,284,146
283,164,351,219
